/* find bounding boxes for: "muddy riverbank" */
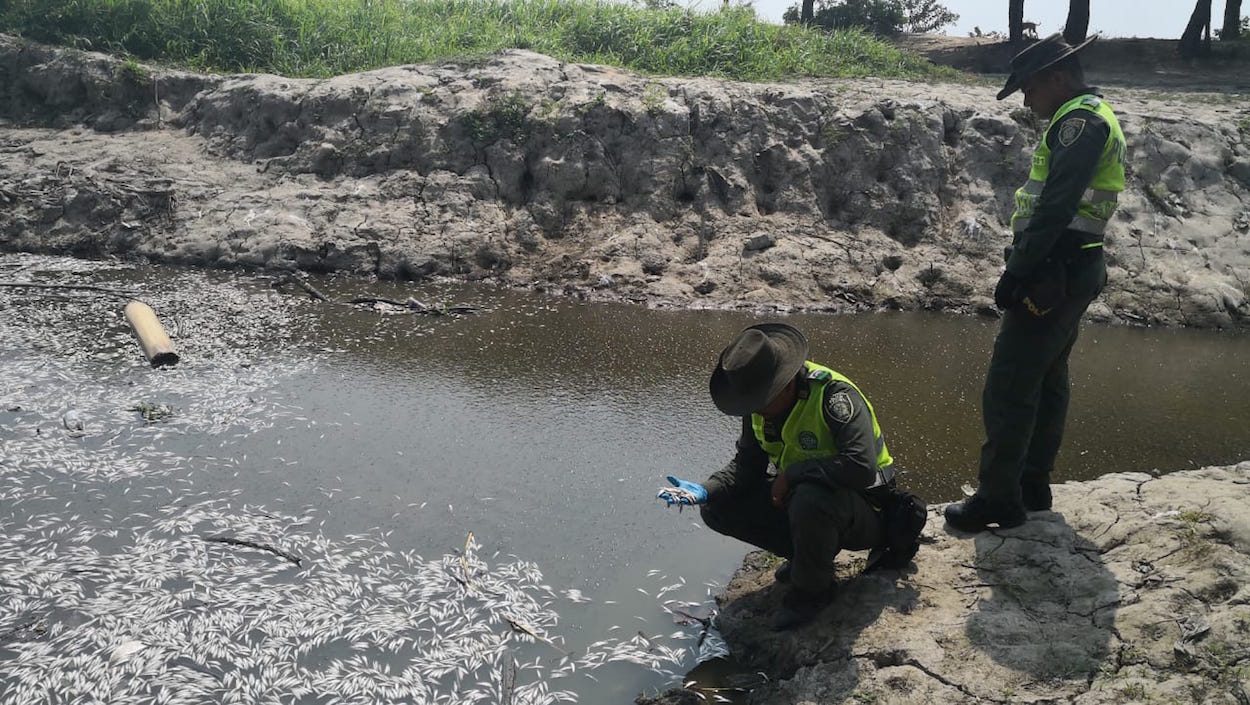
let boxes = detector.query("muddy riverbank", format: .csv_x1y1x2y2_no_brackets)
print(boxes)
2,35,1249,328
643,463,1250,705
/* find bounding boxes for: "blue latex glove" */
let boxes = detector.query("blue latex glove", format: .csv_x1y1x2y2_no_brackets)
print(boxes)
657,475,708,507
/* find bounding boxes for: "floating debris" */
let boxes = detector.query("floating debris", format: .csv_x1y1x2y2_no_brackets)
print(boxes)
1,496,711,704
130,402,176,423
0,255,722,705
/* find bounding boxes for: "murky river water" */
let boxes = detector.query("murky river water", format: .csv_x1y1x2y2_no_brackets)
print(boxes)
2,254,1247,704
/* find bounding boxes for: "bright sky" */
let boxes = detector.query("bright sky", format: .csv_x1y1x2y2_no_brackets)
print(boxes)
731,0,1228,40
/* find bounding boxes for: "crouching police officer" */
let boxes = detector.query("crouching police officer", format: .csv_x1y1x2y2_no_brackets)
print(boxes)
658,323,906,630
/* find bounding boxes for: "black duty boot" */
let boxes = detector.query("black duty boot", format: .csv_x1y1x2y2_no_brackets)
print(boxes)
943,495,1026,533
771,584,835,631
773,560,792,584
1021,482,1052,511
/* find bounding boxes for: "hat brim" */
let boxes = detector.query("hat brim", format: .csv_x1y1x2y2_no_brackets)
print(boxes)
996,35,1098,100
709,323,809,416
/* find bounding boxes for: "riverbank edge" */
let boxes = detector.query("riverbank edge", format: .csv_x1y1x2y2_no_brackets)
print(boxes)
639,462,1250,705
3,36,1249,330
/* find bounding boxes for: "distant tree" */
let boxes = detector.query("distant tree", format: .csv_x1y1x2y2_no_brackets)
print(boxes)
1222,0,1243,40
899,0,958,33
1008,0,1025,43
1179,0,1212,58
781,0,816,25
785,0,906,36
1063,0,1089,43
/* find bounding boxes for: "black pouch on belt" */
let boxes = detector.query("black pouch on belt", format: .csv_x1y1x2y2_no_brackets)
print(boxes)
1021,258,1067,317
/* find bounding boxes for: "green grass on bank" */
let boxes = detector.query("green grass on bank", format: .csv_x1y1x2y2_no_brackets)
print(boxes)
0,0,958,81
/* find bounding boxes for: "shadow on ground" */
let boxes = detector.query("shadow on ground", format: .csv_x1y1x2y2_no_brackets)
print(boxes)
966,512,1119,683
690,550,922,702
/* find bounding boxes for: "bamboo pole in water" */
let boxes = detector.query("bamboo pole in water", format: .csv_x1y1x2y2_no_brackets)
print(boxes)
124,300,179,368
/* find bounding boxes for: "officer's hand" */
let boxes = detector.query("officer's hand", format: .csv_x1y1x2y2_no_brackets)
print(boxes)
657,475,708,507
770,472,790,507
994,271,1023,311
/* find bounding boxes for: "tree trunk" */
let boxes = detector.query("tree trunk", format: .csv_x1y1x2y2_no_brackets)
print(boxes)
801,0,814,24
1179,0,1212,58
1009,0,1025,43
1222,0,1241,39
1064,0,1090,43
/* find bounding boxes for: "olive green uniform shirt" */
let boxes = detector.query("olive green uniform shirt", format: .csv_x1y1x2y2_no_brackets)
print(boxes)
1006,94,1112,278
702,375,879,501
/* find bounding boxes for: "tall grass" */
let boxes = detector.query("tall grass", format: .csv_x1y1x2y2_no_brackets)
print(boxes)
0,0,956,81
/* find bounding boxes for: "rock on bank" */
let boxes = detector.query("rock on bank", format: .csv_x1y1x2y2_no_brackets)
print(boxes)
640,462,1250,705
2,36,1249,327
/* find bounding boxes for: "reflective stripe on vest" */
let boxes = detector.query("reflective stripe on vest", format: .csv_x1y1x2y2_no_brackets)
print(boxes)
1010,94,1127,241
751,362,894,488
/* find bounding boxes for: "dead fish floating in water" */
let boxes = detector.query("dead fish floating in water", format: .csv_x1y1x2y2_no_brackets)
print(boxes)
0,257,725,704
62,410,83,431
109,640,145,664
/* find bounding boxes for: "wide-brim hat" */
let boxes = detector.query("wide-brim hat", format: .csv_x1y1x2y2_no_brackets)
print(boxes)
709,323,808,416
996,32,1098,100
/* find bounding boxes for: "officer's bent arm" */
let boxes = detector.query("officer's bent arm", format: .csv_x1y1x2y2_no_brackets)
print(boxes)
782,382,878,492
702,416,770,501
1006,110,1110,278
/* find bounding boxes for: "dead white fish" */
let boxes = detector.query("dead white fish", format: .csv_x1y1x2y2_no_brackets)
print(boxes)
62,410,83,431
109,640,146,664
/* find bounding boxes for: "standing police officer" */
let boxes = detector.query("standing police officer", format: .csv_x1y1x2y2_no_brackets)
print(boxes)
658,323,895,630
946,34,1127,532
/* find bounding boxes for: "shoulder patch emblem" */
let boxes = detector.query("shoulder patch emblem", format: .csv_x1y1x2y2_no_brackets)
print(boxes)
1057,118,1086,147
826,390,854,424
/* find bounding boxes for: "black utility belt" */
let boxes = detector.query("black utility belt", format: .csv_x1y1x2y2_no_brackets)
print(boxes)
1053,233,1102,263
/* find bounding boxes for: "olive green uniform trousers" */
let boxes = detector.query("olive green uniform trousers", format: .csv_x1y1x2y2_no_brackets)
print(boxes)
700,480,882,592
977,249,1107,506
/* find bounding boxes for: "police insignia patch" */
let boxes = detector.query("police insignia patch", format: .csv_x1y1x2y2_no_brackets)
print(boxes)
826,391,854,424
798,431,819,450
1057,118,1086,147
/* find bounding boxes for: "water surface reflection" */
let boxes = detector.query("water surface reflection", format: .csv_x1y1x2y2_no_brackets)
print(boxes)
301,277,1250,507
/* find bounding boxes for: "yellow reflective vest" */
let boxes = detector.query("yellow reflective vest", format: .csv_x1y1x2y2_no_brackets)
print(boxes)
750,362,894,488
1011,93,1127,247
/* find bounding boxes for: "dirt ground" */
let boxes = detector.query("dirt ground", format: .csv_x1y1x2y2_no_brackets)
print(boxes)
896,33,1250,93
3,34,1248,330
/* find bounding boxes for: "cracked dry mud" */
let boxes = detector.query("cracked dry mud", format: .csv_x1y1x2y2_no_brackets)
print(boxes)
646,463,1250,705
